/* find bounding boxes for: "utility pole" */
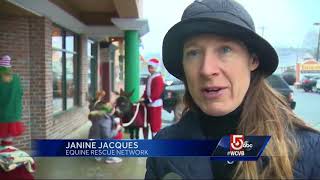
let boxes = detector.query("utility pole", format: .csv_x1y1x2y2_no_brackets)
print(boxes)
314,22,320,61
258,26,266,37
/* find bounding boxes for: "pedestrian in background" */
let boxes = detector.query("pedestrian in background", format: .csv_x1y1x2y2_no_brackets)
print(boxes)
88,91,122,164
141,58,165,138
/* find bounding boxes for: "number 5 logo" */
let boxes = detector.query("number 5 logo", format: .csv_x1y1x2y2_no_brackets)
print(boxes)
230,135,244,151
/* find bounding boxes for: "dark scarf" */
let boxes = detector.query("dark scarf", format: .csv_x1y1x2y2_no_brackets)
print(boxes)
197,105,243,179
198,106,242,139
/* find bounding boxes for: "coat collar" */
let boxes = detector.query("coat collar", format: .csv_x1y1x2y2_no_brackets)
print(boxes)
167,110,242,179
167,110,214,178
178,110,207,139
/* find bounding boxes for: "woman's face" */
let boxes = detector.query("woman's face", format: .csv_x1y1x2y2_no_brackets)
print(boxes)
182,34,259,116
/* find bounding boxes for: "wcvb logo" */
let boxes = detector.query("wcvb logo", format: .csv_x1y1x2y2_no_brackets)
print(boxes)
228,135,253,156
230,135,244,151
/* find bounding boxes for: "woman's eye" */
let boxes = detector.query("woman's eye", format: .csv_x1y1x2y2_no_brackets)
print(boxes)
184,49,201,58
221,47,232,54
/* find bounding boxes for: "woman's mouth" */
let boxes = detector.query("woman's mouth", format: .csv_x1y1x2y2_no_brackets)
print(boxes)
201,86,227,99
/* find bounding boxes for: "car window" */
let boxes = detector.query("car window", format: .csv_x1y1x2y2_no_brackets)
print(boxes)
266,75,290,89
165,84,185,91
304,75,320,80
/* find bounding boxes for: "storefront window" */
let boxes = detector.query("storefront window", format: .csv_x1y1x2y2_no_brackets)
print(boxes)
66,53,75,110
88,40,97,98
109,44,116,91
119,55,124,81
52,51,63,114
52,26,62,49
52,25,78,114
66,32,74,52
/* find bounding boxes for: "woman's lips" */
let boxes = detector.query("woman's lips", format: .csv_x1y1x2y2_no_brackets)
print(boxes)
201,86,227,99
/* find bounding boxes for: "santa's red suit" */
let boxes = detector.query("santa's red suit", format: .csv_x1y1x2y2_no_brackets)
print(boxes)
142,71,164,135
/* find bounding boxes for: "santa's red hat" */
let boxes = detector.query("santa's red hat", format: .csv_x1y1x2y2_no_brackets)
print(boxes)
148,58,160,68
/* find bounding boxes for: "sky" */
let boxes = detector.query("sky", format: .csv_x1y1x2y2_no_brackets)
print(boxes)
141,0,320,56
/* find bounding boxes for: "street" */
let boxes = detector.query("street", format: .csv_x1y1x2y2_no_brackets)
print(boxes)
292,87,320,130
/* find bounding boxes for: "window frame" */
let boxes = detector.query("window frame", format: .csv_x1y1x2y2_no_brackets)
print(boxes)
87,40,98,98
52,24,80,114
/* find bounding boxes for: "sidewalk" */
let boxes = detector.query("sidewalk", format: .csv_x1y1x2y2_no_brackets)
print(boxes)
34,121,147,179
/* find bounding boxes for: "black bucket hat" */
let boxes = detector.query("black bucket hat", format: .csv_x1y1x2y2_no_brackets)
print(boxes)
162,0,278,80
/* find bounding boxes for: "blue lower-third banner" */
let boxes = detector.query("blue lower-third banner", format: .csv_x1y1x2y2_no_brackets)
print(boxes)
32,135,270,161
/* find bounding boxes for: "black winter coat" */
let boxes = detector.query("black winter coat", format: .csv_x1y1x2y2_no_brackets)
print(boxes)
145,110,320,179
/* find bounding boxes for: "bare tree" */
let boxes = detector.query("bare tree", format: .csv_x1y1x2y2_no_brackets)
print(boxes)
302,30,318,58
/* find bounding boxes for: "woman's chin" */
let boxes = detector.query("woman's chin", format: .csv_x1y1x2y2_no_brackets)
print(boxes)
200,105,233,117
204,110,229,117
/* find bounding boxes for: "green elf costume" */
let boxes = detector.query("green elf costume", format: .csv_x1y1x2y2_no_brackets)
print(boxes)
0,55,24,146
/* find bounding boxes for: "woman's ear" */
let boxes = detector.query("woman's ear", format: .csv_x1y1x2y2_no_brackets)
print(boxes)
249,54,259,71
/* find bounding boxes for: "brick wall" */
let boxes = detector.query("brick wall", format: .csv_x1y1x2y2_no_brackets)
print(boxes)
79,35,89,106
29,17,52,140
47,107,88,139
0,15,90,150
0,15,31,150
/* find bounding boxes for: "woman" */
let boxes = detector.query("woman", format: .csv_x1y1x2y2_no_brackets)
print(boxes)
88,91,123,164
145,0,320,179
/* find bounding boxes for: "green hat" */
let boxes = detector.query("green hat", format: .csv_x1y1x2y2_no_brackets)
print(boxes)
100,104,113,114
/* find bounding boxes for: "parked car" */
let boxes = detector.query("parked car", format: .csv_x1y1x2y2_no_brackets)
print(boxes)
266,74,296,110
140,73,149,85
282,71,296,85
301,75,320,92
162,80,185,113
316,79,320,93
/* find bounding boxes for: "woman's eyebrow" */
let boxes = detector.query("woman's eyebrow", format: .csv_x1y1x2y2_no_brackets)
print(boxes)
215,38,238,45
183,41,198,49
183,38,243,49
220,38,245,46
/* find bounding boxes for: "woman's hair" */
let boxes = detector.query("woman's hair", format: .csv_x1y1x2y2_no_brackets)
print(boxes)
182,70,318,179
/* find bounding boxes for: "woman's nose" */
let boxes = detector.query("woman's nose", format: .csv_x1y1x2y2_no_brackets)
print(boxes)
199,52,220,78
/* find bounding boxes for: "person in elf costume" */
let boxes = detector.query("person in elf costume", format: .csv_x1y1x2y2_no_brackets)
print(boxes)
141,58,165,138
0,55,24,146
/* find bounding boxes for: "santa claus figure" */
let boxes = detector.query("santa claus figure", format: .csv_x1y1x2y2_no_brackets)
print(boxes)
0,55,24,146
142,58,164,138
